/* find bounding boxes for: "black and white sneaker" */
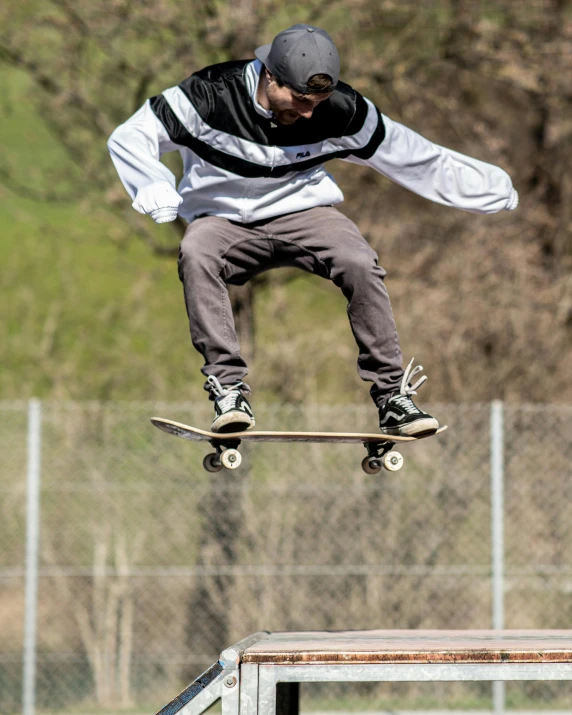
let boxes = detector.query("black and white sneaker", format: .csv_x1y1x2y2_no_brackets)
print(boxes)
207,376,256,433
378,358,439,437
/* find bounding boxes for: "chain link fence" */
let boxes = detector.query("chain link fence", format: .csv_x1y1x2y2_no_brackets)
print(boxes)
1,401,572,714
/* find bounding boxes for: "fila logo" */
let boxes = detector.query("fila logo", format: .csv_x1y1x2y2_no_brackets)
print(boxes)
296,151,311,158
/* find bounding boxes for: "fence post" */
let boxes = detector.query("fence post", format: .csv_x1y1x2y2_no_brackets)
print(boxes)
23,399,42,715
490,400,505,714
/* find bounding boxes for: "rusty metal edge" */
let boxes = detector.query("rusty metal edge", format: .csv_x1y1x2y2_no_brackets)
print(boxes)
242,649,572,665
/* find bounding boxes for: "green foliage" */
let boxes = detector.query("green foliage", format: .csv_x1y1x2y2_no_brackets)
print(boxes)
0,192,202,398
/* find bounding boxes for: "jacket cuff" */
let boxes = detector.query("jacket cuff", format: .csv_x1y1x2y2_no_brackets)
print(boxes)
150,206,179,224
506,188,519,211
132,180,183,215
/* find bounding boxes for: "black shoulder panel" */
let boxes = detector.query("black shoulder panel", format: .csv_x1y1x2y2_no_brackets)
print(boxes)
193,60,252,82
350,103,386,159
177,73,213,121
344,91,369,136
150,94,189,145
190,60,270,145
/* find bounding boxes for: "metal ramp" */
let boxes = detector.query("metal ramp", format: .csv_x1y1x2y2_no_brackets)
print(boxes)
155,630,572,715
156,632,272,715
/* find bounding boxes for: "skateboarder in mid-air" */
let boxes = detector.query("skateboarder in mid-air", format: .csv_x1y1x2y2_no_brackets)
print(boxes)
108,25,518,436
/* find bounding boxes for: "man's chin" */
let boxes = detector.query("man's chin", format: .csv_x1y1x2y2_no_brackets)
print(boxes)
274,112,300,126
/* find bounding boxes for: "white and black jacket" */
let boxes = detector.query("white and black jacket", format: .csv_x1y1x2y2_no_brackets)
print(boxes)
108,59,519,224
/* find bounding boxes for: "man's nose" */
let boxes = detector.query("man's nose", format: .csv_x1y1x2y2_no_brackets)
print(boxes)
298,107,314,119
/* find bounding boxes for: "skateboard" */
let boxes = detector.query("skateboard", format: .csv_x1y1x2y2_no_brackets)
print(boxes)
150,417,447,474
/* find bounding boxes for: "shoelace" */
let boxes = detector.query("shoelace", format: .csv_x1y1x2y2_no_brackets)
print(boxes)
390,394,420,414
387,358,428,413
400,357,427,396
207,375,250,412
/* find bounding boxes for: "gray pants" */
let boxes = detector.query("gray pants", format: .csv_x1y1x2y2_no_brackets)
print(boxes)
178,206,404,406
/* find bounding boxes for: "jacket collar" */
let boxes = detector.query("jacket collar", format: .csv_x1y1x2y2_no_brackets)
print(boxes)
245,59,274,119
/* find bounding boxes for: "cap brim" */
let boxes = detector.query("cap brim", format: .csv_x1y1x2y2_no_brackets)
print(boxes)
254,44,271,63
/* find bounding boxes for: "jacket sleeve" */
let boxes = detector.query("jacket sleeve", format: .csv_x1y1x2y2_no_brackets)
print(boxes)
343,106,519,214
107,99,183,216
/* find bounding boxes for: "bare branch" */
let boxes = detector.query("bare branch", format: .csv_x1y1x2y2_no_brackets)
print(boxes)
49,0,91,37
0,162,84,202
0,38,114,136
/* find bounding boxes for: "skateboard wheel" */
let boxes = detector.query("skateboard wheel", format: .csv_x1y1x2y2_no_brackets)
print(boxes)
203,453,223,473
361,456,382,475
382,450,403,472
221,448,242,470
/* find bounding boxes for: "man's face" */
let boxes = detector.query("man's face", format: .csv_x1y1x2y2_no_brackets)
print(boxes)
265,72,332,125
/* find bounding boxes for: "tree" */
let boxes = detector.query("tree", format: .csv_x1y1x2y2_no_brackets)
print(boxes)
4,1,570,401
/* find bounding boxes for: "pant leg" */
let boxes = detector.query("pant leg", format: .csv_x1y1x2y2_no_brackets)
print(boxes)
178,216,275,388
265,206,404,405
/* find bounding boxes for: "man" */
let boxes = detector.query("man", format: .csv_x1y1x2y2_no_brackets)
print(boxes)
108,24,518,435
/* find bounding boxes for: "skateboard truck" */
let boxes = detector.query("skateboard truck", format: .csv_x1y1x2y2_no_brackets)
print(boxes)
204,438,242,472
204,437,404,475
362,440,404,474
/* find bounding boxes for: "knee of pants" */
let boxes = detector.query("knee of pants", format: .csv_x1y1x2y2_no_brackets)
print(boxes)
178,233,222,281
333,247,386,285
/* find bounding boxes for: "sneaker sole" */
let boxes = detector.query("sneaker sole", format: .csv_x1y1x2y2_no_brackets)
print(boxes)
379,417,439,438
212,411,255,434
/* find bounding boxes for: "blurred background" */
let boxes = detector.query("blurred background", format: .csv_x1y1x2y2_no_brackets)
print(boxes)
1,1,572,714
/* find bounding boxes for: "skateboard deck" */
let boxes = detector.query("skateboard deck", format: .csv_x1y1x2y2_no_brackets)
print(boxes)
151,417,447,474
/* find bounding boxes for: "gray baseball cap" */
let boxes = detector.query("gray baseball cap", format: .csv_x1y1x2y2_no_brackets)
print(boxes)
255,24,340,95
